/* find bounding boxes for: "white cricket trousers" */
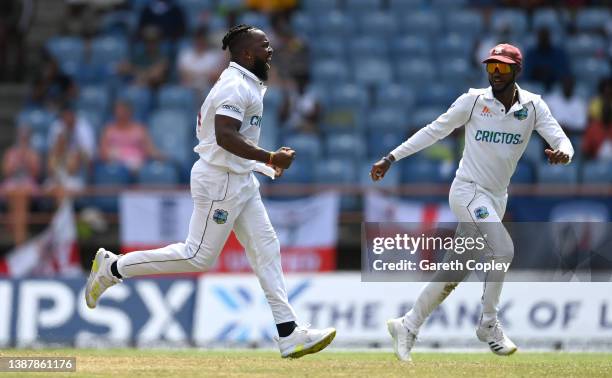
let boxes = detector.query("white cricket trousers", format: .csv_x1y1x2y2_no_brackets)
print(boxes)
117,159,297,324
404,178,514,331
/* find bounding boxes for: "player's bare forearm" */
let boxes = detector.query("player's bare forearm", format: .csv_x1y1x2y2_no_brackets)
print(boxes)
215,115,271,163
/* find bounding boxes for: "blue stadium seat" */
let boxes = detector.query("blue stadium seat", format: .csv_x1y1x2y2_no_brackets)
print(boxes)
138,161,179,185
418,84,458,107
177,0,215,12
435,34,473,60
389,0,424,14
391,36,432,60
90,36,128,68
438,58,472,82
290,12,315,38
572,58,611,87
158,85,196,113
263,86,284,113
78,85,111,115
353,59,393,86
315,158,357,183
576,8,611,32
349,36,389,60
302,0,338,13
150,110,192,166
313,38,346,60
581,160,612,184
398,11,442,36
395,58,435,88
536,162,578,184
46,36,84,64
100,10,137,36
283,134,322,161
366,107,408,133
410,106,446,129
375,84,415,109
317,11,354,37
17,109,55,153
491,9,528,34
312,60,350,83
238,12,270,30
330,83,369,112
367,130,404,159
511,160,535,184
532,8,566,35
444,10,484,37
523,137,544,163
345,0,382,13
258,115,279,152
401,159,456,184
118,85,152,122
278,157,315,184
323,83,369,134
93,162,132,212
358,12,398,37
325,133,366,159
565,34,606,58
520,81,546,95
80,110,106,138
431,0,468,9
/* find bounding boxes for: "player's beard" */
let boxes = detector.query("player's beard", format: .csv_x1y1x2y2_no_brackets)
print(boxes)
252,58,269,81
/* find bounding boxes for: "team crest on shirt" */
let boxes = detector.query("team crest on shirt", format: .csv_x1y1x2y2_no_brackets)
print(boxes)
213,209,229,224
513,106,528,121
480,106,493,118
474,206,489,219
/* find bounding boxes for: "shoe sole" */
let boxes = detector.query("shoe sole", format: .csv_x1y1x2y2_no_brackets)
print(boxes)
284,329,336,359
494,347,518,356
85,248,105,309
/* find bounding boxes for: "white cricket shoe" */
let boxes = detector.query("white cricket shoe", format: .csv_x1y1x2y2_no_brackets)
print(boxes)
387,317,417,362
85,248,122,309
476,320,518,356
276,326,336,358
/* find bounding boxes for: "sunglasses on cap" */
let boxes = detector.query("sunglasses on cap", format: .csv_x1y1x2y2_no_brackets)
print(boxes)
486,62,513,74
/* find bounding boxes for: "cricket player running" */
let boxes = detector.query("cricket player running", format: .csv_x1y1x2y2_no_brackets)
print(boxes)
85,24,336,358
371,44,573,361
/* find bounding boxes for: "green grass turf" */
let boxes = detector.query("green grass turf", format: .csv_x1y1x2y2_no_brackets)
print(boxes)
0,349,611,377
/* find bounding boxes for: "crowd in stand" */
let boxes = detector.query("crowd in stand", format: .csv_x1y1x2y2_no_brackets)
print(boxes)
0,0,611,246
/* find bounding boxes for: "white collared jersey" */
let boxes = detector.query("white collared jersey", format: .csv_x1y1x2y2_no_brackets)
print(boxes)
194,62,267,174
391,85,574,193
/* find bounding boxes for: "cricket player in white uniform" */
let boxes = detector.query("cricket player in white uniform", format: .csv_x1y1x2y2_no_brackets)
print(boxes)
371,44,573,361
85,24,336,358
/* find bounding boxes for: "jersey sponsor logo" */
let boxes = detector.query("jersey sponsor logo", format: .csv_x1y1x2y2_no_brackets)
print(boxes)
480,106,493,118
250,115,262,127
474,130,523,145
213,209,229,224
221,104,242,114
513,106,528,121
474,206,489,219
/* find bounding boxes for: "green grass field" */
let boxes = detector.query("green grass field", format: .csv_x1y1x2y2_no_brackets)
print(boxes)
1,349,611,377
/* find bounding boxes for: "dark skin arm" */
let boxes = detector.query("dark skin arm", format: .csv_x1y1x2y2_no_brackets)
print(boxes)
370,154,395,181
215,115,295,169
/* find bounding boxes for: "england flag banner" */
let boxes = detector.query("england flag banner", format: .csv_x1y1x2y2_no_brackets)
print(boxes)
364,190,456,224
120,191,340,272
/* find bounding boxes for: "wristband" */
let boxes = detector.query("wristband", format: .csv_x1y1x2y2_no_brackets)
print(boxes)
268,152,275,165
383,155,393,164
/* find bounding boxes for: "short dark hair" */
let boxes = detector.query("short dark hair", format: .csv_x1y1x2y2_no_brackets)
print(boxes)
221,24,256,53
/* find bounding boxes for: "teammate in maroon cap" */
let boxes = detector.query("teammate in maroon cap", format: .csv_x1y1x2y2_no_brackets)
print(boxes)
372,43,573,361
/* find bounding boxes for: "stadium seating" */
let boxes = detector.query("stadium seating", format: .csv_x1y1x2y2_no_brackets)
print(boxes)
357,12,398,37
149,110,193,166
444,10,484,37
523,137,544,163
312,60,350,84
366,107,408,133
575,8,611,32
138,161,179,185
388,0,424,14
512,160,535,184
366,130,404,159
312,38,345,60
374,84,415,109
93,162,132,212
317,11,355,37
359,160,400,189
395,58,435,88
391,36,433,60
118,85,153,122
157,85,196,113
46,36,84,65
349,37,389,60
325,133,366,159
491,9,528,34
399,11,442,37
536,162,578,184
283,134,322,161
78,85,111,115
581,160,612,184
401,158,456,184
353,59,393,87
90,36,128,69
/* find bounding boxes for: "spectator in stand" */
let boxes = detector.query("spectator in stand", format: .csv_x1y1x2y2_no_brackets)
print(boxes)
524,27,570,92
177,26,227,95
48,103,95,162
2,126,40,245
0,0,33,81
246,0,297,12
45,128,88,205
279,72,321,135
138,0,185,42
27,51,78,110
99,100,163,172
118,26,169,89
545,76,587,137
582,103,612,161
268,14,309,80
588,77,612,123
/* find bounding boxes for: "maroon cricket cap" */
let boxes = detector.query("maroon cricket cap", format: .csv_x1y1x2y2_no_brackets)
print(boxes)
482,43,522,66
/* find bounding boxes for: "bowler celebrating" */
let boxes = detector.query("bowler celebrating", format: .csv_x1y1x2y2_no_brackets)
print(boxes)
85,24,336,358
371,44,573,361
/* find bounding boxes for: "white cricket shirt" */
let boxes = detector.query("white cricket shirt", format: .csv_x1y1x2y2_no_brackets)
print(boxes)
390,85,574,193
194,61,267,174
